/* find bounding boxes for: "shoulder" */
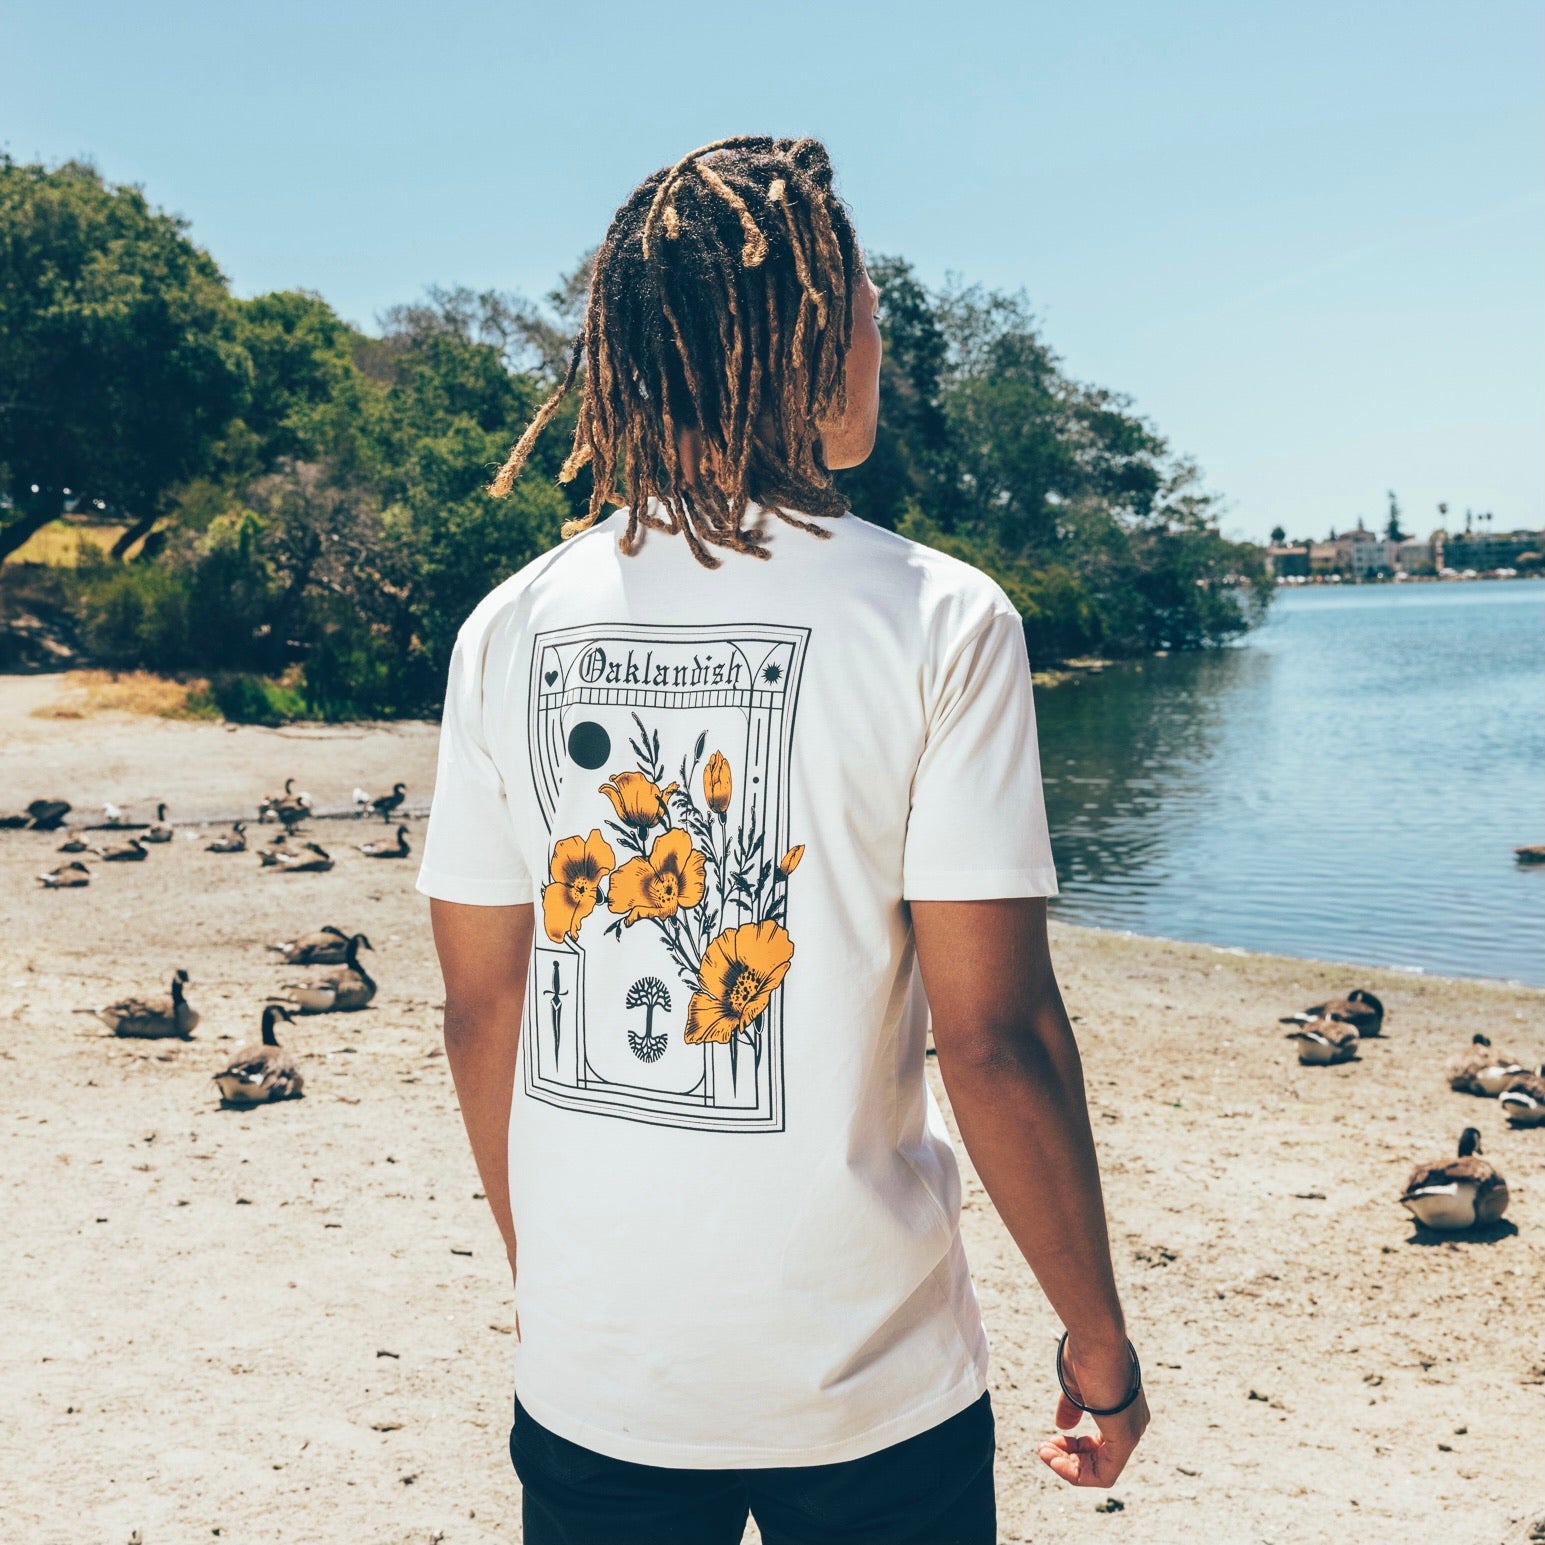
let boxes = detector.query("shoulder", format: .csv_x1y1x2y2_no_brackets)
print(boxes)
453,515,624,660
836,515,1019,635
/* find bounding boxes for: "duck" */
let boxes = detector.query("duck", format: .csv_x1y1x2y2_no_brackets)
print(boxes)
271,843,334,874
2,797,76,830
367,782,407,823
1399,1127,1509,1230
1447,1033,1529,1097
143,803,174,843
1499,1066,1545,1127
351,786,372,816
213,1004,305,1106
357,824,411,859
74,968,199,1039
1285,1016,1360,1065
38,860,91,889
267,925,351,965
29,798,72,831
206,822,247,853
57,829,91,853
1514,844,1545,866
100,801,127,826
1280,988,1385,1038
259,778,298,821
97,836,148,862
280,933,376,1013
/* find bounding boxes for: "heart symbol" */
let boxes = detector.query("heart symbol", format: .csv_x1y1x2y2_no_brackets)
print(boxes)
544,670,558,686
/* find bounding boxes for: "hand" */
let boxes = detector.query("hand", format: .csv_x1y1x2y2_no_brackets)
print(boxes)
1037,1336,1150,1488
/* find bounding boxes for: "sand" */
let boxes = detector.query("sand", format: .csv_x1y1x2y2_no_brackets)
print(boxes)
3,674,1542,1545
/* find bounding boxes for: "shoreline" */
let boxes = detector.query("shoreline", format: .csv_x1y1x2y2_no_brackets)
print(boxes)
4,678,1544,1543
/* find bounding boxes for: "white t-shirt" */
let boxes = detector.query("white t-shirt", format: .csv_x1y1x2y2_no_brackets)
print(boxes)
417,504,1058,1468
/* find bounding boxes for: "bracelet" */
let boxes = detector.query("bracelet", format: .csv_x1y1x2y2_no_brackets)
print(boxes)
1055,1332,1142,1417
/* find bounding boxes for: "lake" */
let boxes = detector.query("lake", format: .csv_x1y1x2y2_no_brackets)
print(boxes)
1037,579,1545,986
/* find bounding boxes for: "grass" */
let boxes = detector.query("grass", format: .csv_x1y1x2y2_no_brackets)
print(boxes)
4,522,133,567
33,670,218,720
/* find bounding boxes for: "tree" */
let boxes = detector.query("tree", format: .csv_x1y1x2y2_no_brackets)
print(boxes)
0,157,250,559
1384,490,1407,544
625,977,671,1062
1270,525,1286,546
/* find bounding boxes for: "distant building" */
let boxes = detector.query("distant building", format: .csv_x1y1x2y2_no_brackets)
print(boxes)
1436,528,1545,572
1267,544,1311,578
1394,537,1434,574
1310,527,1394,578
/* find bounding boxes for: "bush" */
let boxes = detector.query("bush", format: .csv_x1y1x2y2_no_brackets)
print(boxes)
188,671,307,725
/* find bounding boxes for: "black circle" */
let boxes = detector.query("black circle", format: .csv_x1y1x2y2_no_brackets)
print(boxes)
567,721,611,769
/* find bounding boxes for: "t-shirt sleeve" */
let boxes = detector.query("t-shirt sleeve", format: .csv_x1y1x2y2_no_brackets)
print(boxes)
902,605,1060,901
415,625,536,907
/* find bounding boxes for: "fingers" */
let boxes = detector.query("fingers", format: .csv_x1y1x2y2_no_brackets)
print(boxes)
1039,1391,1150,1488
1055,1393,1082,1430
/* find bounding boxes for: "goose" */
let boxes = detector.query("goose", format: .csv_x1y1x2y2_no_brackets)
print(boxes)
368,782,407,823
272,843,334,874
357,824,411,859
258,778,298,820
75,968,199,1038
280,933,375,1013
97,836,148,862
1499,1066,1545,1127
1514,845,1545,866
1285,1016,1359,1065
272,795,313,833
143,803,174,843
38,861,90,888
206,822,247,853
1280,989,1385,1038
267,925,351,965
1400,1127,1509,1230
1447,1033,1529,1097
57,829,91,853
213,1004,305,1106
22,798,72,831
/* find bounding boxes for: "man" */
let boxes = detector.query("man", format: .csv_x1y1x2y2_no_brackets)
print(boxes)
420,135,1147,1545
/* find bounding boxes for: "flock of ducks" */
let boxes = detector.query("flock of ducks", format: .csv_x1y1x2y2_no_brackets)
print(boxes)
72,927,379,1106
16,778,407,1107
1279,987,1542,1232
30,780,412,887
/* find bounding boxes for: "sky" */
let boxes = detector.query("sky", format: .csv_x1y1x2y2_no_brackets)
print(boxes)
5,0,1541,544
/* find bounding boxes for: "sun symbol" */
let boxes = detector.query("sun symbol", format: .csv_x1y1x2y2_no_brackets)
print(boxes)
762,662,783,684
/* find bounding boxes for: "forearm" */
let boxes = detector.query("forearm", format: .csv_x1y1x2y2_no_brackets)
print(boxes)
936,986,1125,1349
443,995,522,1266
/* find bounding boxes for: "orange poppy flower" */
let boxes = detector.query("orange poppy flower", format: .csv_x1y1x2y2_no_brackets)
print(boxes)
684,920,795,1045
778,844,804,875
541,829,616,943
703,750,732,816
599,771,678,830
606,828,706,925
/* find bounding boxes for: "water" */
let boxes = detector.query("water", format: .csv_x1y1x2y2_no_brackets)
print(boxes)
1037,580,1545,986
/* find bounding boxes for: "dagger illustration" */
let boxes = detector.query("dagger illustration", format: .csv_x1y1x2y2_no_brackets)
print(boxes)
545,959,568,1057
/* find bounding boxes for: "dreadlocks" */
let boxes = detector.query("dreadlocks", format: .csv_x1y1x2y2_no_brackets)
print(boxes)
489,136,861,566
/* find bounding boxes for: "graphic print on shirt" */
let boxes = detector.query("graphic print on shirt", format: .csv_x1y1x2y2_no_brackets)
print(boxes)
527,623,808,1132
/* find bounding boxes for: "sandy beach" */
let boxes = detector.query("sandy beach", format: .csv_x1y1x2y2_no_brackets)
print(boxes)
3,674,1541,1545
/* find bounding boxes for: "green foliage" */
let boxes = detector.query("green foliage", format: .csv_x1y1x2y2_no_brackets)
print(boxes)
188,672,307,725
0,156,250,556
5,157,1269,708
838,258,1270,660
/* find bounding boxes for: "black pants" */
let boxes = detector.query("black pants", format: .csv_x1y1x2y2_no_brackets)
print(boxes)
509,1392,996,1545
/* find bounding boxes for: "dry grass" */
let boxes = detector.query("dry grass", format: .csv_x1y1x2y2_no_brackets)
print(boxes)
4,522,132,567
31,670,213,720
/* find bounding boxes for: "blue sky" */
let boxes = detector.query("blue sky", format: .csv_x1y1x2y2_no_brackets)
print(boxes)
5,0,1540,543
